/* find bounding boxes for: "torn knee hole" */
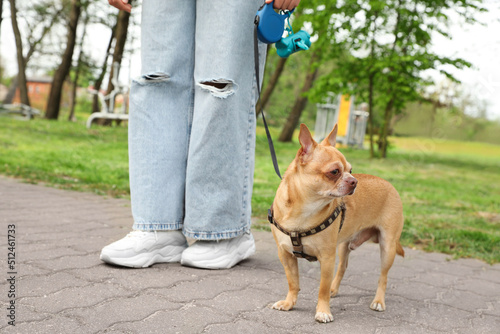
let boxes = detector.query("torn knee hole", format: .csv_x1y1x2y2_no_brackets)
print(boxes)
197,79,237,98
200,81,228,89
142,72,170,82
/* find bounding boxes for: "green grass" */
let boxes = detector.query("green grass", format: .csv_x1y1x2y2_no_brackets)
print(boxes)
1,117,499,263
0,117,130,196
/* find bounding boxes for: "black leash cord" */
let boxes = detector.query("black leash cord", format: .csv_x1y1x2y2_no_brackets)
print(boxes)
254,16,282,180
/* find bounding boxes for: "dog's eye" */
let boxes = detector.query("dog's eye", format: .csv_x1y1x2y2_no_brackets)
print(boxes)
350,169,353,174
330,169,339,176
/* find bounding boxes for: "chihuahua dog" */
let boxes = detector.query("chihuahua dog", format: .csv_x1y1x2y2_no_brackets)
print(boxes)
270,123,404,323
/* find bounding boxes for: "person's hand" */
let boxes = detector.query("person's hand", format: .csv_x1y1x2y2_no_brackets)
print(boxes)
265,0,301,11
108,0,132,13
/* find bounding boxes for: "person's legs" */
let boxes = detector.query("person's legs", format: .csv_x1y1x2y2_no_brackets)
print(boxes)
129,0,195,231
101,0,196,267
183,0,266,240
181,0,267,268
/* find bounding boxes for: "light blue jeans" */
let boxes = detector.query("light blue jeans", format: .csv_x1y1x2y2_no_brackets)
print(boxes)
129,0,267,240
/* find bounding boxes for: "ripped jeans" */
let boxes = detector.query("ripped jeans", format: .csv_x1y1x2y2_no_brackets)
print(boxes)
129,0,267,240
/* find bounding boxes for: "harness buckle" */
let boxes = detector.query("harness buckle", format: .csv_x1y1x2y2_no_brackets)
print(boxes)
293,250,317,262
292,250,304,257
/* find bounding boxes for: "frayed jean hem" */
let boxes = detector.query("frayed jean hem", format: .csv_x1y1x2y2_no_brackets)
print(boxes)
133,221,183,231
183,225,251,241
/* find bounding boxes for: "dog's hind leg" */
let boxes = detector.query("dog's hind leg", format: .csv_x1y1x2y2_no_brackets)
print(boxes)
370,231,398,312
330,241,350,297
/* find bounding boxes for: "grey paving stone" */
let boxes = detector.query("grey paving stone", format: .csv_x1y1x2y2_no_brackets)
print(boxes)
437,289,499,313
467,314,500,334
19,272,89,298
203,318,285,334
108,305,233,334
20,282,132,314
62,294,182,332
7,315,84,334
454,278,500,297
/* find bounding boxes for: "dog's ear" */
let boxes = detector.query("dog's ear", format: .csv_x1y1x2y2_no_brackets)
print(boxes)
298,124,316,163
321,124,338,147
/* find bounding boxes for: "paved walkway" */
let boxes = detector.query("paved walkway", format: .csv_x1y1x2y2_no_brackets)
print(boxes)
0,176,499,333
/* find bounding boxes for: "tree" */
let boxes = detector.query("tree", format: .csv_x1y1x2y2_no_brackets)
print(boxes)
104,3,132,100
309,0,484,157
45,0,83,119
8,0,30,106
68,6,90,121
92,25,115,113
3,1,65,104
279,52,319,141
97,1,133,125
0,0,4,39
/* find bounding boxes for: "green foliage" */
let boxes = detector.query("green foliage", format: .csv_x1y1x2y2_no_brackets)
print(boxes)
288,0,484,157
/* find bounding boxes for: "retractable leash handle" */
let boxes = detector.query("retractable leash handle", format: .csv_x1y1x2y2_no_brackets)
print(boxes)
256,1,294,44
256,1,311,58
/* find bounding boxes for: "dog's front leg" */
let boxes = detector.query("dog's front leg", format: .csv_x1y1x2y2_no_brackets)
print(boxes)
272,247,300,311
315,253,336,323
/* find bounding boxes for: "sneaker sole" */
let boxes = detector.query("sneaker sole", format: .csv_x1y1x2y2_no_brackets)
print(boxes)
181,241,256,269
100,244,187,268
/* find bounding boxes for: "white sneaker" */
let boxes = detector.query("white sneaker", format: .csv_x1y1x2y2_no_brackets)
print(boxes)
180,232,256,269
100,230,188,268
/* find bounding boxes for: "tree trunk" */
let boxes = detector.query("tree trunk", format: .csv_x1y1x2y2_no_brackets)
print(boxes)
105,10,130,97
378,97,395,158
368,72,375,158
278,53,318,142
256,56,288,116
429,103,437,137
99,5,132,125
0,0,3,40
45,0,82,120
9,0,30,106
92,27,115,114
69,10,89,121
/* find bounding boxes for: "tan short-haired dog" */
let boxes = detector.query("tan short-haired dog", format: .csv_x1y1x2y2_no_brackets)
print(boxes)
269,123,404,323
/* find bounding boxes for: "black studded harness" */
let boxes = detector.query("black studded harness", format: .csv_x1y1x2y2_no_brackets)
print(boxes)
268,203,347,262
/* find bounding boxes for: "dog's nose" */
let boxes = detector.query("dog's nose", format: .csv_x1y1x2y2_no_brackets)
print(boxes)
346,176,358,187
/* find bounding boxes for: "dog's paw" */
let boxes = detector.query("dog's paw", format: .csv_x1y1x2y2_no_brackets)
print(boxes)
315,311,334,323
370,301,386,312
330,288,339,297
272,300,294,311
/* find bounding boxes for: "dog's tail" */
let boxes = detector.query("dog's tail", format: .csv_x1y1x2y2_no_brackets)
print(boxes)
396,240,405,257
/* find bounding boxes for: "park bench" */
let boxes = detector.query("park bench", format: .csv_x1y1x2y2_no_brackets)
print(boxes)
86,62,129,128
0,103,41,120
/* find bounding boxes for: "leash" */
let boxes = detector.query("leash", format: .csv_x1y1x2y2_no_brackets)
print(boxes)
254,15,282,180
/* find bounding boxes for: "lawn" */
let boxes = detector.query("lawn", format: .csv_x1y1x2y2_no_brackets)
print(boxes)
1,117,499,263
